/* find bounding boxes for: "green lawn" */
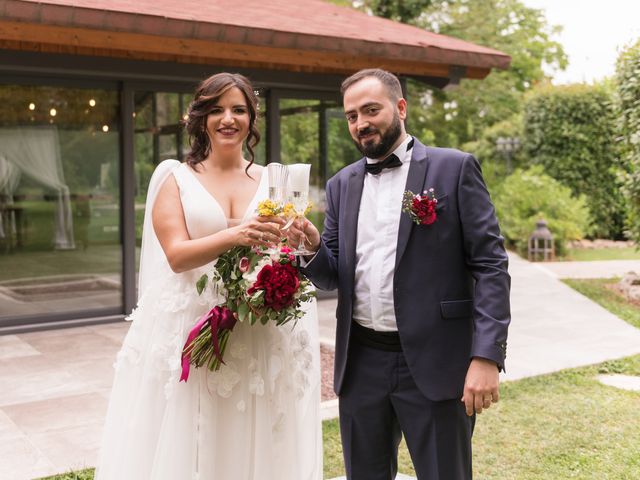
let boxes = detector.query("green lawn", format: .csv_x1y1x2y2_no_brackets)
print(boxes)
323,355,640,479
40,278,640,480
42,354,640,480
563,277,640,329
565,246,640,261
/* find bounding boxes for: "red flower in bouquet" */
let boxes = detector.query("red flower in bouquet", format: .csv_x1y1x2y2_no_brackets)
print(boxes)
403,188,438,225
248,262,300,311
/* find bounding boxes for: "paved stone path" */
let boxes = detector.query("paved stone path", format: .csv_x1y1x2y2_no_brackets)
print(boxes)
3,253,640,479
538,259,640,279
318,253,640,384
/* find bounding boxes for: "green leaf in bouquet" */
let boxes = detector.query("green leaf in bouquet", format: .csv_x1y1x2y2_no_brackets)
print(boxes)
237,302,250,322
249,311,257,326
249,254,262,270
196,274,208,295
260,314,269,325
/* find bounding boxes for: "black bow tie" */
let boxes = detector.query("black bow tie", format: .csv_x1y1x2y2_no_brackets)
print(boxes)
365,154,402,175
364,138,414,175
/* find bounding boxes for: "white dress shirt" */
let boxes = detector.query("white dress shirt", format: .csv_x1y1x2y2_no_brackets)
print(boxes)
352,135,413,332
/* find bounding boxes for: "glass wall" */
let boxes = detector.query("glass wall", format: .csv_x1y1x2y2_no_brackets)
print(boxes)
0,84,121,320
132,91,191,272
0,80,349,329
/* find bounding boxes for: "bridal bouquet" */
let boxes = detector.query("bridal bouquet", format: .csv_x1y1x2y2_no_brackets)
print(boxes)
180,240,315,381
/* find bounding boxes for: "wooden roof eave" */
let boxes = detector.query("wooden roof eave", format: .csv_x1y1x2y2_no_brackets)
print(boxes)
0,20,495,82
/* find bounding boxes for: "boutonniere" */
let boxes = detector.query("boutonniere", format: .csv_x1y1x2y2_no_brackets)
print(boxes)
402,188,438,225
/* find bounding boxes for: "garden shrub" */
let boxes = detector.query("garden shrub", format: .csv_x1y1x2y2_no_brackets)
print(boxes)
523,84,625,239
616,40,640,244
493,165,591,257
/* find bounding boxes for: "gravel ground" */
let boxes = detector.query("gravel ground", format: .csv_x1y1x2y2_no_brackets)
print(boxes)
321,343,337,401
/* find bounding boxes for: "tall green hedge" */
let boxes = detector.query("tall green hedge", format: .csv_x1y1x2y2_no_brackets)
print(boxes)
616,40,640,243
523,84,625,239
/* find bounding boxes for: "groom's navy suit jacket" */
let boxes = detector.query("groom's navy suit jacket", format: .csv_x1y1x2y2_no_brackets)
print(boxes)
304,139,511,401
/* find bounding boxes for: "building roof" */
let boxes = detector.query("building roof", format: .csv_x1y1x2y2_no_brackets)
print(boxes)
0,0,511,82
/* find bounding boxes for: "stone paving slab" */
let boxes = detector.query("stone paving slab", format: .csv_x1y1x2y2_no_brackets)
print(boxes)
597,374,640,391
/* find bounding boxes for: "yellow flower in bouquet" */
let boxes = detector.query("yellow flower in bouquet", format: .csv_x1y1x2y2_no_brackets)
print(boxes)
257,199,282,217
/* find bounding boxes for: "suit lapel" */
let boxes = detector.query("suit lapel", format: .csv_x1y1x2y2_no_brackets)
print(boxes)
344,159,366,276
395,141,429,270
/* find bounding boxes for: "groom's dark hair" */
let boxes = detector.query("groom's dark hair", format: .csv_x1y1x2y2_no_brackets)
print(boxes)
341,69,403,102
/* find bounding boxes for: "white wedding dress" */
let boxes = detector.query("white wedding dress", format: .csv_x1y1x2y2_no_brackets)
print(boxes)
95,160,322,480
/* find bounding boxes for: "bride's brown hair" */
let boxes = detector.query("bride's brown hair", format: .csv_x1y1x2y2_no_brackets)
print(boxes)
184,73,260,175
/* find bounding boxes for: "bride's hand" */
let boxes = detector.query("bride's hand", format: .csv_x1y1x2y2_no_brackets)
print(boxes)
231,215,285,248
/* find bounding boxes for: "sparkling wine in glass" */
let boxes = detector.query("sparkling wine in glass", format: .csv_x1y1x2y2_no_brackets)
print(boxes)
286,163,314,255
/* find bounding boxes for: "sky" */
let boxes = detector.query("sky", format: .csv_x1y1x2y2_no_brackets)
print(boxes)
521,0,640,84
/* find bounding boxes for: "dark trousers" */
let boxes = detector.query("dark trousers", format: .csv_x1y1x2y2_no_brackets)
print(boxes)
339,338,475,480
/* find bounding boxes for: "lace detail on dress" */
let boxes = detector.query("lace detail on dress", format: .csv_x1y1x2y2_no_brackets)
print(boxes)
114,307,142,371
249,358,265,396
291,330,313,399
207,361,242,398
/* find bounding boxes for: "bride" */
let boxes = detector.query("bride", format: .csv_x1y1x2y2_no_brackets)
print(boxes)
95,73,322,480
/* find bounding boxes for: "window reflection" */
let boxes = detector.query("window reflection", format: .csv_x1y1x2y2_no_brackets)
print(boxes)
0,85,121,320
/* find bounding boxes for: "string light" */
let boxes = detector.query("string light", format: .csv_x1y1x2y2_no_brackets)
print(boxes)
28,103,35,111
102,125,109,132
89,99,96,107
49,108,57,117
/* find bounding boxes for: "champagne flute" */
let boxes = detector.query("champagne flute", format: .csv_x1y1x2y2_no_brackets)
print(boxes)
285,163,314,255
267,162,289,207
265,162,289,252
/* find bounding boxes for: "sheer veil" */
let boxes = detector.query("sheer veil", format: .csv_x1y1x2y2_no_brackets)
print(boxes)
136,159,180,302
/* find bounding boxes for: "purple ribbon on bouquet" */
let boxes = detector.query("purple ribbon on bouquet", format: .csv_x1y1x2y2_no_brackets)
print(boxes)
180,305,237,382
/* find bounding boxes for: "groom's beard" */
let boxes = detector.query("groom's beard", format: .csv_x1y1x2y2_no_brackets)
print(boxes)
353,114,402,159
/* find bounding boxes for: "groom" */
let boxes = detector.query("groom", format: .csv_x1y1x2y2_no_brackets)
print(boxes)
298,69,510,479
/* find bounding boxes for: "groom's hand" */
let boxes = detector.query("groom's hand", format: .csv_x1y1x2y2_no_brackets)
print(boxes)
287,218,321,253
461,357,500,416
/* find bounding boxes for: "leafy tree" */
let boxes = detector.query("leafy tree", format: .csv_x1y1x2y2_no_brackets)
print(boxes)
359,0,435,23
329,0,436,22
615,40,640,243
522,84,625,239
410,0,567,148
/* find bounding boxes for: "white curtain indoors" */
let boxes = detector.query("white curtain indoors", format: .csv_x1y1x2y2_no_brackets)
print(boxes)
0,155,22,239
0,126,75,249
